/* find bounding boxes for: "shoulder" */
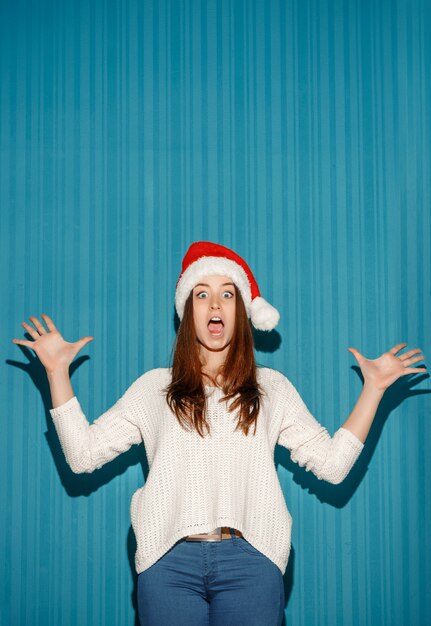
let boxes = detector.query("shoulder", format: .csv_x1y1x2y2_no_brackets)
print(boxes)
123,367,172,398
256,366,288,385
256,366,298,397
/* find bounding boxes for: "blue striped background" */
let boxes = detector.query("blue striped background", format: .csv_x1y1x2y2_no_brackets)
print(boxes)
1,0,430,624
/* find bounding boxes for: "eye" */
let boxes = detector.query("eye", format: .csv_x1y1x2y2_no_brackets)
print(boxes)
194,290,234,299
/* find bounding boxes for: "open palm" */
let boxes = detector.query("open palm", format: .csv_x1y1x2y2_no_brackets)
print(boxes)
348,343,426,391
12,313,94,374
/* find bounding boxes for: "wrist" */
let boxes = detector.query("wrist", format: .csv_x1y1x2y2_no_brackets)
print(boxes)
46,366,70,379
363,379,386,397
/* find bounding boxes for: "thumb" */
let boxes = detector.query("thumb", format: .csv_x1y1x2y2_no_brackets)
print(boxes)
74,336,94,352
347,346,365,364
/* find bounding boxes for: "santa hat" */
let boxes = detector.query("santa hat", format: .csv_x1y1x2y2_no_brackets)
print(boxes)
175,241,280,331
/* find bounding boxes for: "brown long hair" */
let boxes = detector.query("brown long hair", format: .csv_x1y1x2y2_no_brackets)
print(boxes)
164,284,264,438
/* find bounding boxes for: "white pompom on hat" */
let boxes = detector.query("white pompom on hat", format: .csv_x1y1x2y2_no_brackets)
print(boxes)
175,241,280,331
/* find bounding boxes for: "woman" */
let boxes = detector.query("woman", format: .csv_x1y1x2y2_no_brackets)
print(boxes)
12,241,425,626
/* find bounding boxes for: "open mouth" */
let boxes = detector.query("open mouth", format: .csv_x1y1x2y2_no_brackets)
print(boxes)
207,317,224,337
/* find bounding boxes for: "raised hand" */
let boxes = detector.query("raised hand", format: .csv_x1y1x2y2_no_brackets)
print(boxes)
12,314,94,374
347,343,426,392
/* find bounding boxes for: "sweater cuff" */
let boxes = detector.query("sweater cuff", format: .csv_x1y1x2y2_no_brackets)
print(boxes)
50,396,80,419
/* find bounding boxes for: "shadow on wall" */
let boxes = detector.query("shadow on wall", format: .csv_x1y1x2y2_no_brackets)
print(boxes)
274,367,430,510
7,342,150,625
274,368,429,618
7,332,430,625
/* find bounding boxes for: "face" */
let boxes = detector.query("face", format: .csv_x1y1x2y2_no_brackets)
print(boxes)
192,274,236,360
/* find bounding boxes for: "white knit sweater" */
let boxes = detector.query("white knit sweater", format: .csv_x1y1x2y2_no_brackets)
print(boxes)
49,366,364,575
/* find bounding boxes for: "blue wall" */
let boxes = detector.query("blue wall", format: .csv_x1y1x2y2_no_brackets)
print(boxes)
2,1,430,624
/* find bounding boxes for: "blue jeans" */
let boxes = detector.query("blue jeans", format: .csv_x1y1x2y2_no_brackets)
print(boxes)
137,527,285,625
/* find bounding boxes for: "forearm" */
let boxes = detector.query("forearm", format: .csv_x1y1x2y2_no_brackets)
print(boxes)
341,382,385,443
47,367,75,408
49,387,143,474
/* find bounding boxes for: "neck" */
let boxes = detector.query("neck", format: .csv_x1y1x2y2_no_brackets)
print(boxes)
199,348,227,387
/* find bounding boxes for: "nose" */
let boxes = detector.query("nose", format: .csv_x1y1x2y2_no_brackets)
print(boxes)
209,298,221,310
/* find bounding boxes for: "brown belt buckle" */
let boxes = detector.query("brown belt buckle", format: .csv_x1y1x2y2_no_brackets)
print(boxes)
185,527,223,542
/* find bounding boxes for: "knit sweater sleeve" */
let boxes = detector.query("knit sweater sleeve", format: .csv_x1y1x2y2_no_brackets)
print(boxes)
275,372,364,484
49,375,147,474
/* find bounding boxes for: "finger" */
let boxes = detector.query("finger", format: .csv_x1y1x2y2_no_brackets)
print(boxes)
347,347,364,362
41,313,58,332
388,343,408,355
75,336,94,350
401,366,427,375
12,338,35,348
28,316,47,335
399,348,422,361
21,321,40,340
402,355,425,367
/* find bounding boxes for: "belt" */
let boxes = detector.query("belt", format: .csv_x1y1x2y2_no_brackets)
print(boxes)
185,526,243,542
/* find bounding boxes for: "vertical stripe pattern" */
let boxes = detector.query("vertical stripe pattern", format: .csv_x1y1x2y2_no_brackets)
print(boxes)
1,1,430,624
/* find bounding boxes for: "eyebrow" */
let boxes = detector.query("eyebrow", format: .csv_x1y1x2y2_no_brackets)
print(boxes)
194,282,235,288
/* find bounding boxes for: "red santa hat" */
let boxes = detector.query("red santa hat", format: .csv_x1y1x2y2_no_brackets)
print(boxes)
175,241,280,331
